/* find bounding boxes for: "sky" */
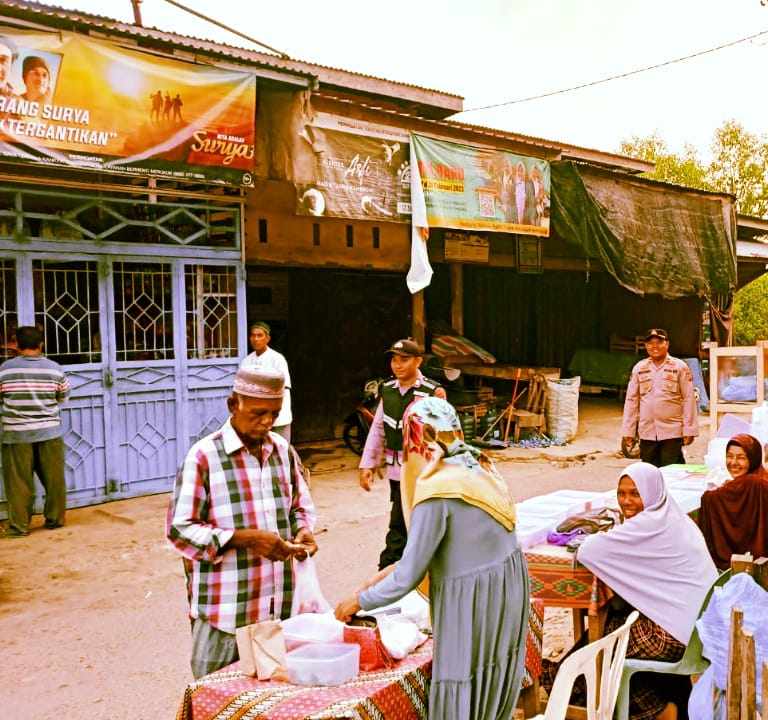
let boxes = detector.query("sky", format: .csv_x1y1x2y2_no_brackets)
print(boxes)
40,0,768,160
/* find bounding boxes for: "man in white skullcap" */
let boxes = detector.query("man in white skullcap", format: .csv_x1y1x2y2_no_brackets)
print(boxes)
166,366,317,678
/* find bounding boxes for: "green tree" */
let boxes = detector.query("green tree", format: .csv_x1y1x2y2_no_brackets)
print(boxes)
706,120,768,218
619,123,768,346
733,273,768,345
619,121,768,217
618,132,711,190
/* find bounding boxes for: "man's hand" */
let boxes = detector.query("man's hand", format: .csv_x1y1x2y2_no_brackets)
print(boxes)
683,436,694,446
228,529,296,561
292,526,318,560
359,467,375,491
621,436,635,451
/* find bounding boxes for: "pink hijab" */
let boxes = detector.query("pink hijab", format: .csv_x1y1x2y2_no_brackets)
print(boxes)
578,462,718,643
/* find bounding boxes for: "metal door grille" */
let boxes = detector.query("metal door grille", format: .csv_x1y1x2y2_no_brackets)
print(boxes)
185,265,238,359
114,262,174,362
0,258,17,362
33,260,100,364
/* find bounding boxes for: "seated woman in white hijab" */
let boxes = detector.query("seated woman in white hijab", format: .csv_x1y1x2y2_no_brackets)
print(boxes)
543,462,718,720
335,396,529,720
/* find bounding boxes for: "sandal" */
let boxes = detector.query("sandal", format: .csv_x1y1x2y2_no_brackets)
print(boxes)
2,526,29,538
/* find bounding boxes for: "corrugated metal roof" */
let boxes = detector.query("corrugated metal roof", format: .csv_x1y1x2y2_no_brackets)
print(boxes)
738,240,768,259
0,0,653,171
0,0,464,116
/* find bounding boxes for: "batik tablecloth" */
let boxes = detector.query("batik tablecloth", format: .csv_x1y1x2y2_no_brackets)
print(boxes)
526,542,612,642
177,603,544,720
176,641,432,720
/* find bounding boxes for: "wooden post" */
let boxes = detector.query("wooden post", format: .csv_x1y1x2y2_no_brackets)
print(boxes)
450,263,463,336
741,629,756,720
752,557,768,591
411,290,426,349
726,605,743,720
731,552,755,577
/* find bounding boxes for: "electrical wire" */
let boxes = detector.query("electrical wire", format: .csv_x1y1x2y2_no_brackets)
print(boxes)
461,29,768,113
159,0,291,58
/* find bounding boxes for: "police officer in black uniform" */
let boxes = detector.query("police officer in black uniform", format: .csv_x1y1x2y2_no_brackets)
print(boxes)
359,338,446,569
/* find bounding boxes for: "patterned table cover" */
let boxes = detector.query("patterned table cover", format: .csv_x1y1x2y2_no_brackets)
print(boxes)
526,542,609,609
176,602,545,720
176,641,432,720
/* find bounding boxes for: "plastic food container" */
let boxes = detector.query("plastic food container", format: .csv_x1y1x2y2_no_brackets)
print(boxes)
281,613,344,651
286,642,360,686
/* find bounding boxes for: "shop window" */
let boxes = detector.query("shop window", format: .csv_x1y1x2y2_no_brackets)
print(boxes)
185,265,238,359
33,259,100,364
113,261,174,362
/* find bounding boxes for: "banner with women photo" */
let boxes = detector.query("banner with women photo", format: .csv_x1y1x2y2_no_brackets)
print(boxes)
406,132,550,293
0,26,256,186
409,133,551,236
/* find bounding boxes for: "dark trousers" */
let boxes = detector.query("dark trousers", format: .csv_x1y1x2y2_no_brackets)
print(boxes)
2,437,66,533
639,438,685,468
378,478,407,570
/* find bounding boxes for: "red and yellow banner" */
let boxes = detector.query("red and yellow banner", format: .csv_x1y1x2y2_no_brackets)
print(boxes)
0,27,256,185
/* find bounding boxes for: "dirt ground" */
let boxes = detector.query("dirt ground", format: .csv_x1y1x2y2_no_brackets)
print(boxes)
0,395,712,720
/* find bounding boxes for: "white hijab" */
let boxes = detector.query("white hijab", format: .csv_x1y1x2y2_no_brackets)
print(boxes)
578,462,718,643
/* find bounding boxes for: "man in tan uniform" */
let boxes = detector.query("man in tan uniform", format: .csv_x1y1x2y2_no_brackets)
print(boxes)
621,328,699,467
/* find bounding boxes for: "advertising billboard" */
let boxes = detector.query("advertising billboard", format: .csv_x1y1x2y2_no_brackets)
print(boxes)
0,27,256,185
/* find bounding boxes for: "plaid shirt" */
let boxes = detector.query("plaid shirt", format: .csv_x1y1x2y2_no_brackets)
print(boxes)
166,419,316,634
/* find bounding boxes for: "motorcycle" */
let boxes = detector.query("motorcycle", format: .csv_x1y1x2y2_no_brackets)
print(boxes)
342,378,381,455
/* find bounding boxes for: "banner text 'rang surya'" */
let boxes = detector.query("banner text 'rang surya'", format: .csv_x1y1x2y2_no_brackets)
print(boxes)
0,96,114,146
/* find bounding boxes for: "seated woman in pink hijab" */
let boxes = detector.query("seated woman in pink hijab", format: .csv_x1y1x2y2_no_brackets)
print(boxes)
544,462,717,720
698,433,768,569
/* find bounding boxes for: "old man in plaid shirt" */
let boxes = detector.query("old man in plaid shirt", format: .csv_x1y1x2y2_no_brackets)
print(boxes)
167,366,317,678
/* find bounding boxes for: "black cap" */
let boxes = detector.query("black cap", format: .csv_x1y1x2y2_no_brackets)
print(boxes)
385,338,423,357
644,328,668,342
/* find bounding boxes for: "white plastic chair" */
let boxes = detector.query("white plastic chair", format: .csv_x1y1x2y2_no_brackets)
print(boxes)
614,570,731,720
532,610,638,720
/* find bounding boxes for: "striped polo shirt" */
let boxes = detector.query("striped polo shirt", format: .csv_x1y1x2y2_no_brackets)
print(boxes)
0,354,70,443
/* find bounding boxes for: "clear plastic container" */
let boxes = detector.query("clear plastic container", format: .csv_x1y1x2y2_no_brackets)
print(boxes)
286,642,360,686
281,612,344,651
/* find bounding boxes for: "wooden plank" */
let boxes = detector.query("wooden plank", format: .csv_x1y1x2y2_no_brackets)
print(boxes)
456,363,560,381
726,605,744,720
741,629,756,720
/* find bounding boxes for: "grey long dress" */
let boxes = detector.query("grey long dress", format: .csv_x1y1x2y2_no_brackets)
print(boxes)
359,497,529,719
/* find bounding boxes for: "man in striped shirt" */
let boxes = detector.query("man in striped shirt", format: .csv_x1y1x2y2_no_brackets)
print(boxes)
166,366,318,678
0,325,70,538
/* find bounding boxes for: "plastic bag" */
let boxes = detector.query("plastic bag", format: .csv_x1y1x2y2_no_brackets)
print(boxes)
290,556,331,615
377,614,428,659
688,573,768,719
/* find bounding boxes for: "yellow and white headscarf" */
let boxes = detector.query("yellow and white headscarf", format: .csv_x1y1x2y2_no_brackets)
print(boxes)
400,397,517,532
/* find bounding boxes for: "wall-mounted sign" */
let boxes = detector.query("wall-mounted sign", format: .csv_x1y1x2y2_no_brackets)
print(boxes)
444,231,489,263
410,133,550,237
295,113,411,221
0,27,256,186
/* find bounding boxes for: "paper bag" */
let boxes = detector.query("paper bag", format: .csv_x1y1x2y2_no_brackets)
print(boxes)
235,619,290,681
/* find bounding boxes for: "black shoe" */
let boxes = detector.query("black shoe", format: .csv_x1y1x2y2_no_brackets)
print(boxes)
44,521,63,530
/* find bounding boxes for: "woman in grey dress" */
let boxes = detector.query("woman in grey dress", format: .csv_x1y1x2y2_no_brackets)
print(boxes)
335,397,529,719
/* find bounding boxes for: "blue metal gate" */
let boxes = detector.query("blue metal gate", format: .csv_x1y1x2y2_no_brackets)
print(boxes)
0,183,245,514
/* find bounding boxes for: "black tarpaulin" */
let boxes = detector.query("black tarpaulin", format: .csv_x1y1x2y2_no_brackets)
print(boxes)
551,161,737,299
